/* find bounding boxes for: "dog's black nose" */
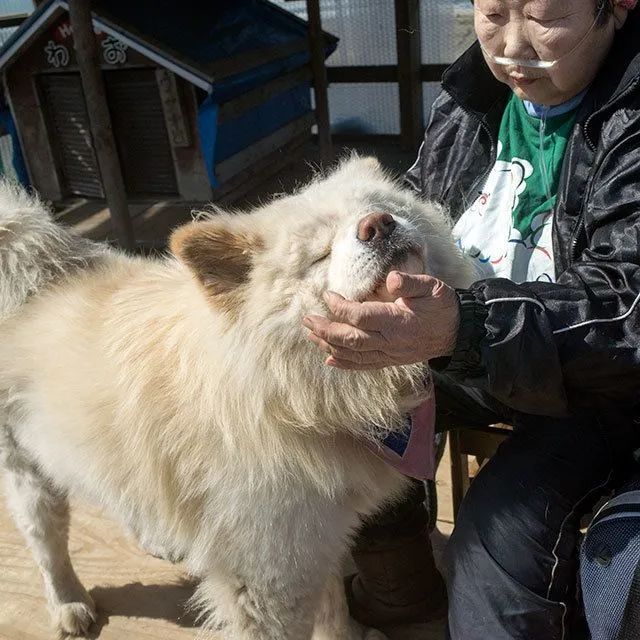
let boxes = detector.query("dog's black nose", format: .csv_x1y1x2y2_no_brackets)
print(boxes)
357,212,397,242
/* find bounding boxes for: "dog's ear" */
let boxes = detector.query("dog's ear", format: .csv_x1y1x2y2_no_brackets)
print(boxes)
170,219,262,312
360,156,382,171
339,155,384,176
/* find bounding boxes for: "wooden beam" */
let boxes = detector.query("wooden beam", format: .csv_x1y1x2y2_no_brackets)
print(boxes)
450,425,511,520
306,0,332,161
328,66,398,83
327,64,448,84
421,64,449,82
456,426,510,459
394,0,423,150
0,13,29,28
68,0,135,250
449,430,470,520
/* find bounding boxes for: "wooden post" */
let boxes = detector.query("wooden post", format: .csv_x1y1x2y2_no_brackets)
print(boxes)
68,0,135,250
306,0,332,161
449,430,470,521
395,0,424,151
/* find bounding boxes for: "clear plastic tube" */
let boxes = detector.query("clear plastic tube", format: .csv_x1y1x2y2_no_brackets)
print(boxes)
538,109,552,199
483,53,556,69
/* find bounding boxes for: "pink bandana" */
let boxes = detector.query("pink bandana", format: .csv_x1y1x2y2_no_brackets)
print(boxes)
364,393,437,481
617,0,637,9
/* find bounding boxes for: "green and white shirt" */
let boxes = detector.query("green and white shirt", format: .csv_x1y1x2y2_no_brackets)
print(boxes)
453,93,580,284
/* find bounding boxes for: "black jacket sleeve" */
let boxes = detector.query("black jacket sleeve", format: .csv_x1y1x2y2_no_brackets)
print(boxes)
446,116,640,417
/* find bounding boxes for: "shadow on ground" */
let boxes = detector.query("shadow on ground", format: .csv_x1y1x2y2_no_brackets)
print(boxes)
87,579,199,637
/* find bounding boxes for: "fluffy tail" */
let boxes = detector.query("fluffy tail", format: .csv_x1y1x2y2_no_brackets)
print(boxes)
0,180,106,320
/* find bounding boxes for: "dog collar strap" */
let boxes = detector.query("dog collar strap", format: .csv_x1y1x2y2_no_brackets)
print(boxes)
365,395,436,481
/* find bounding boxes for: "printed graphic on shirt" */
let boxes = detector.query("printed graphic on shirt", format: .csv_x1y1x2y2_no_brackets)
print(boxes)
453,94,578,284
454,142,555,283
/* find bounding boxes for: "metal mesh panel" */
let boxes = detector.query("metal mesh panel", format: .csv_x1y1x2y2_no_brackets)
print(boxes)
0,0,33,45
0,135,18,182
0,26,17,45
329,82,399,136
423,82,442,122
270,0,477,66
0,0,32,15
269,2,399,134
268,0,397,65
268,1,308,23
268,2,460,134
421,0,476,65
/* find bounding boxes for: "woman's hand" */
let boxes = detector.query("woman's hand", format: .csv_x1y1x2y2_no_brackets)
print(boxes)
302,271,461,370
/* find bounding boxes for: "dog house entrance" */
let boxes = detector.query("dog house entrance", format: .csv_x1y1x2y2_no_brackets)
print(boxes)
40,70,178,199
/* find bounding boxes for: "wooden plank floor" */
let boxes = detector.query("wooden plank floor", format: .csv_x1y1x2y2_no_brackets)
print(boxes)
0,446,455,640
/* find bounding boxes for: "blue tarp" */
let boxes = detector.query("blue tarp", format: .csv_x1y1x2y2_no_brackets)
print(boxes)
94,0,337,188
199,82,311,187
0,106,29,186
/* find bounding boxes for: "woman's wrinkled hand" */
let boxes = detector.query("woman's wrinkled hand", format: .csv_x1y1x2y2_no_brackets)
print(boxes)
302,271,461,370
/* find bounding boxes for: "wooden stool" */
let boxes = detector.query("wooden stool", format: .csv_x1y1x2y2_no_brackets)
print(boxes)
449,425,512,521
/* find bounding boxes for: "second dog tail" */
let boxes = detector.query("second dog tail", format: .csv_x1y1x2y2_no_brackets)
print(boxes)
0,180,106,321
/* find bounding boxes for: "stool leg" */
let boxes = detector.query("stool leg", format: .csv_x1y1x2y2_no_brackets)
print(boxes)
449,430,470,522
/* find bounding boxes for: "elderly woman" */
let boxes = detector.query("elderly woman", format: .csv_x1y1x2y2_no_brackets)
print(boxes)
304,0,640,637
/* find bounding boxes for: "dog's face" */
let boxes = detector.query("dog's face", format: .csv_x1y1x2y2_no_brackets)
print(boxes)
169,156,472,431
171,156,467,333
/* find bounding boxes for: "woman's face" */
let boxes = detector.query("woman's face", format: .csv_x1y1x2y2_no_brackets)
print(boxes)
474,0,626,105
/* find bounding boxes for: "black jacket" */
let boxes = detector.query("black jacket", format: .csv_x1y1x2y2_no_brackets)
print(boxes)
406,11,640,418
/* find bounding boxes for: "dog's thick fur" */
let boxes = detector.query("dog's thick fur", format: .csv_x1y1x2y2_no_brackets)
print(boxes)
0,158,473,640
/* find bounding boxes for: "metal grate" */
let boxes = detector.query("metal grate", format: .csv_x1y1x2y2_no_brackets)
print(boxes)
0,26,17,45
328,82,399,135
0,0,33,15
105,69,178,197
420,0,476,65
269,1,471,133
40,73,104,198
423,82,442,122
0,134,18,182
269,0,397,66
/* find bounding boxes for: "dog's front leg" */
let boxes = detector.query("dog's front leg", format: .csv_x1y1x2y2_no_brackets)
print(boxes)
191,571,320,640
2,451,96,638
312,572,388,640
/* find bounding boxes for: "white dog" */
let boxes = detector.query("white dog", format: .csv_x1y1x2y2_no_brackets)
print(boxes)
0,157,472,640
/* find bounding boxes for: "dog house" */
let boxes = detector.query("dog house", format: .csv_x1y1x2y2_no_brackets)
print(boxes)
0,0,337,203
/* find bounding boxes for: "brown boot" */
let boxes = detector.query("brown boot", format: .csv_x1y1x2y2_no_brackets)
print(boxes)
345,481,448,628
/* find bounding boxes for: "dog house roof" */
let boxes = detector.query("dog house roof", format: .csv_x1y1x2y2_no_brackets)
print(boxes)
0,0,336,92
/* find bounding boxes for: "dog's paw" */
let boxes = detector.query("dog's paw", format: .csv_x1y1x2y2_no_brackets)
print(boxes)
53,599,97,638
138,538,185,564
